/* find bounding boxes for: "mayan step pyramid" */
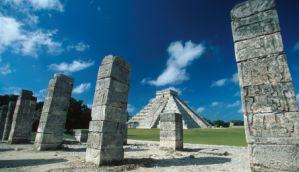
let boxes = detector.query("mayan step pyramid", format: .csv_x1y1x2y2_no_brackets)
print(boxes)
128,89,211,129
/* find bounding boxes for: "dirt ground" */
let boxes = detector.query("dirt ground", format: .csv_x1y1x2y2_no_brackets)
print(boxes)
0,140,250,172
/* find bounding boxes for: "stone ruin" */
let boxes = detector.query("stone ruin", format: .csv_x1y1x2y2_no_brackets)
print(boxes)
231,0,299,171
128,89,211,129
2,101,16,141
86,55,131,165
0,105,8,140
160,113,183,151
35,74,73,150
8,90,37,144
74,129,88,142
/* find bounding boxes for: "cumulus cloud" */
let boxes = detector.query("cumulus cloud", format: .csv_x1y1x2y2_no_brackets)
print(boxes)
0,16,62,57
211,72,239,87
73,83,91,94
211,101,221,107
143,41,205,86
127,104,135,114
34,88,47,102
0,64,13,75
227,100,241,108
67,42,90,52
1,86,22,95
49,60,94,73
196,107,205,113
4,0,64,12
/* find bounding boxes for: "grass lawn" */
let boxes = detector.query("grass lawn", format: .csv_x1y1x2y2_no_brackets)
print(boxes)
128,128,247,146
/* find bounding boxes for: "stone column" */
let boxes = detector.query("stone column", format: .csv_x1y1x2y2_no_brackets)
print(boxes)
74,129,88,142
160,113,183,150
86,55,131,165
0,105,8,139
231,0,299,171
35,74,73,150
2,101,16,141
8,90,37,144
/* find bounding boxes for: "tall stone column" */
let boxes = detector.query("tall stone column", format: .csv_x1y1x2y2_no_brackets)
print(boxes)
0,105,8,139
86,55,131,165
8,90,37,144
35,74,73,150
160,113,183,150
231,0,299,171
2,101,16,141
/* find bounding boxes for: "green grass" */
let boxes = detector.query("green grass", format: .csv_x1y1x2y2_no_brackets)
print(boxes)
128,128,246,146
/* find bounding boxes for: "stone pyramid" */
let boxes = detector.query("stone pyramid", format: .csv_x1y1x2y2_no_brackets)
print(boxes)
128,89,211,129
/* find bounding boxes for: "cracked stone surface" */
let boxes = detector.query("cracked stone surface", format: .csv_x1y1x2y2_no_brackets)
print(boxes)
231,0,299,171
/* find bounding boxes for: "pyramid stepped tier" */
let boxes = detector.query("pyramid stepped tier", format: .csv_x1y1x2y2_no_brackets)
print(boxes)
128,90,211,129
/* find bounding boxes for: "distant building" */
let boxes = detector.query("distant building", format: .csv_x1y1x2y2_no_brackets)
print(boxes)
128,89,211,129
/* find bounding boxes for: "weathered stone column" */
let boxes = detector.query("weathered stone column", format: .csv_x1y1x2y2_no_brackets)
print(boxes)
160,113,183,150
8,90,37,144
35,74,73,150
231,0,299,171
2,101,16,141
0,105,8,139
86,55,131,165
74,129,88,142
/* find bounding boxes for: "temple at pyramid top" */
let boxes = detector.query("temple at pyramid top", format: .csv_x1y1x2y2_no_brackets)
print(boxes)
128,89,211,129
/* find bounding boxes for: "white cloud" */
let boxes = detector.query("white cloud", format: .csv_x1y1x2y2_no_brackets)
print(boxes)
1,87,21,95
211,72,239,87
49,60,94,73
211,101,221,107
73,83,91,94
293,42,299,52
144,41,205,86
4,0,63,12
296,94,299,102
196,107,205,113
211,78,227,87
234,91,240,97
127,104,135,114
0,64,13,75
34,88,47,102
0,16,62,57
227,100,241,108
67,42,90,52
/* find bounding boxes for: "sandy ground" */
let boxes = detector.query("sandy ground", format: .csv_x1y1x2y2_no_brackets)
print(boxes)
0,140,250,172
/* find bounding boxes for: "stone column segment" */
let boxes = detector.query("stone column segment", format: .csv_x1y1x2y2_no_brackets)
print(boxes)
8,90,37,144
231,0,299,171
35,74,74,150
86,55,131,165
2,101,16,141
159,113,183,150
0,105,8,139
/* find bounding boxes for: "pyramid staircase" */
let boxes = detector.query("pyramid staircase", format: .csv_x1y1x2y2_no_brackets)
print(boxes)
128,89,211,129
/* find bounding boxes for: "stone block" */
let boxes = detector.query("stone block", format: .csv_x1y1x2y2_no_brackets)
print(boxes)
249,144,299,172
92,89,128,109
242,82,298,114
234,33,283,62
86,147,124,165
2,101,16,141
86,132,124,149
159,140,183,150
91,105,127,122
232,10,280,42
88,120,126,134
160,113,182,122
231,0,275,19
238,53,292,87
35,74,73,150
74,129,88,142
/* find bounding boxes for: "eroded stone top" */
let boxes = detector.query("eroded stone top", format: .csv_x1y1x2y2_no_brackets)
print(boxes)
54,74,74,83
231,0,275,19
156,89,178,98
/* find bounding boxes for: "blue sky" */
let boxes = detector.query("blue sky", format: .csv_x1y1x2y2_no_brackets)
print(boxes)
0,0,299,121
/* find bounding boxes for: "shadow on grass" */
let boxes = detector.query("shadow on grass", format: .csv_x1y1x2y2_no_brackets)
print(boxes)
0,159,67,168
124,156,231,167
